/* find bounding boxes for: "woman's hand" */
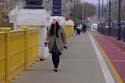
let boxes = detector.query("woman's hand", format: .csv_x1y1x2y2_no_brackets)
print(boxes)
64,45,68,49
44,41,48,47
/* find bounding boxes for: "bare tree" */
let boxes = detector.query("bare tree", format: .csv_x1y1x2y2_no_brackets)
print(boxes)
70,2,96,20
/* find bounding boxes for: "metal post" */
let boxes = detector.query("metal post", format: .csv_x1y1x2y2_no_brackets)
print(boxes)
101,0,104,34
108,0,111,36
84,3,86,21
98,0,100,20
98,0,101,32
102,0,103,19
82,2,84,24
117,0,122,40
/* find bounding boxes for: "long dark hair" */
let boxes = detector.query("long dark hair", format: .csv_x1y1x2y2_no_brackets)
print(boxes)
49,21,60,37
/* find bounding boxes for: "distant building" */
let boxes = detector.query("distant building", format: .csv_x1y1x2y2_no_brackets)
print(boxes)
0,0,82,16
0,0,10,12
0,0,25,12
62,0,73,16
43,0,51,12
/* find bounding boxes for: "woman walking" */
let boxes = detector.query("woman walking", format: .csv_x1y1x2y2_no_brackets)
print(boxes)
44,18,67,72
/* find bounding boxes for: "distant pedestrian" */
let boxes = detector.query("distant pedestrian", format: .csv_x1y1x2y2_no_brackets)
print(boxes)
74,23,77,34
82,24,87,33
44,18,67,72
76,25,81,35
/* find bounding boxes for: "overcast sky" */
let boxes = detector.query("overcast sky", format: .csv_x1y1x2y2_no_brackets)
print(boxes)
81,0,108,5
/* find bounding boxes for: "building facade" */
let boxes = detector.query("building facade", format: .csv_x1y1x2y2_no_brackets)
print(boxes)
43,0,51,12
43,0,80,16
0,0,81,16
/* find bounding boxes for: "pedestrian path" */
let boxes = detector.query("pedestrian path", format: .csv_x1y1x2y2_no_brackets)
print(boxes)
12,33,110,83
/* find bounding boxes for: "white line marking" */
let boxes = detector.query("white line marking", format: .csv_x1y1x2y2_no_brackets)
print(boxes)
88,32,115,83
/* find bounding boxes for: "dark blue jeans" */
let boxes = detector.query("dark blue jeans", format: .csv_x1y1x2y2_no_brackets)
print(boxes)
52,53,60,69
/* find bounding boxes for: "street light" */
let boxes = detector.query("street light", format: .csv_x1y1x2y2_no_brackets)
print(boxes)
82,1,84,23
98,0,101,20
108,0,111,36
102,0,103,19
101,0,104,34
117,0,122,40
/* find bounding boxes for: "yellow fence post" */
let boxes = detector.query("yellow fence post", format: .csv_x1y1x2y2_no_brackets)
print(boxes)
20,26,29,70
1,28,11,83
0,32,6,83
30,28,39,62
34,29,39,61
0,27,39,83
64,25,72,39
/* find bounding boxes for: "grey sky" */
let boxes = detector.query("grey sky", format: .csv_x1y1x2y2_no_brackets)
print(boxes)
81,0,108,5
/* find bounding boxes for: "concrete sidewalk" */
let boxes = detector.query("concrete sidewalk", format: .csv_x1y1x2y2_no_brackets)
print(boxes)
12,33,106,83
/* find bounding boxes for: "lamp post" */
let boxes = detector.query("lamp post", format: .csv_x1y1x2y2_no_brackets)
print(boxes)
108,0,111,35
98,0,103,33
83,2,87,21
82,1,84,24
101,0,104,33
117,0,122,40
98,0,101,20
102,0,104,19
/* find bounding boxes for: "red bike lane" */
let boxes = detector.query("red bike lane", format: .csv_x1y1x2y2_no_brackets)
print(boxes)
91,31,125,83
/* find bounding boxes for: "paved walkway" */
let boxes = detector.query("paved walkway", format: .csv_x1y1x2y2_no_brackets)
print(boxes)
12,33,107,83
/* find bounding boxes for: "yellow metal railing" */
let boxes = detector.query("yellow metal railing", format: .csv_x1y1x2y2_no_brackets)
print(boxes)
7,31,25,80
64,25,73,38
0,32,6,83
0,27,39,83
25,29,39,68
0,25,72,83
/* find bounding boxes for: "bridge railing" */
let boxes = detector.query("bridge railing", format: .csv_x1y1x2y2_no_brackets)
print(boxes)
0,32,6,83
0,25,74,83
0,27,39,83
